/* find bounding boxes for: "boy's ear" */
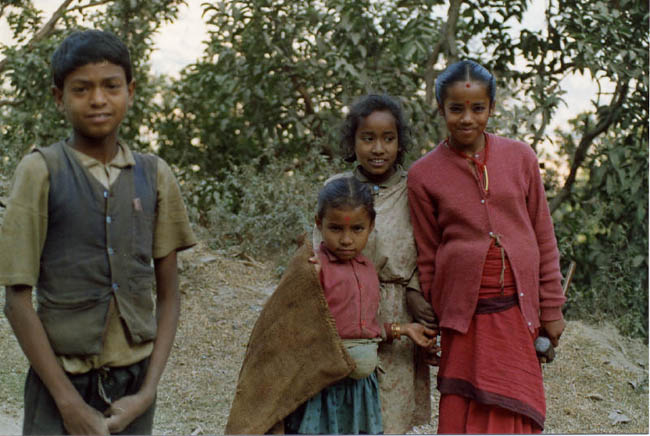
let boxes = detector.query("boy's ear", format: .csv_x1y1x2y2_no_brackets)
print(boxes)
437,104,445,117
315,215,322,230
51,86,64,113
369,219,375,233
489,101,496,116
127,80,136,107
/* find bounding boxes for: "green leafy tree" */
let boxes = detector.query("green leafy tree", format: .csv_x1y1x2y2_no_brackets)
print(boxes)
0,0,186,175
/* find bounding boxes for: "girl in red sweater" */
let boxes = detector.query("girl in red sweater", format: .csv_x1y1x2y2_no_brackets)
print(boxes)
407,60,566,433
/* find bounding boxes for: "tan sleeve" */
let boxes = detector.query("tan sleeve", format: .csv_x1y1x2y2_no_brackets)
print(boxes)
406,270,421,292
0,153,49,287
152,157,197,259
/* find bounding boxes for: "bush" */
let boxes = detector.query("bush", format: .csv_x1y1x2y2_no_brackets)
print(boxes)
182,150,347,271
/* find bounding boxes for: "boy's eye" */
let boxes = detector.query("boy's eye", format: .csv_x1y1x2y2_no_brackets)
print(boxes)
71,87,87,93
352,225,365,232
384,135,396,142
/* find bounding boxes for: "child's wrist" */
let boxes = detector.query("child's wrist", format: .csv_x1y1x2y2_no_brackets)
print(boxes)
383,323,402,343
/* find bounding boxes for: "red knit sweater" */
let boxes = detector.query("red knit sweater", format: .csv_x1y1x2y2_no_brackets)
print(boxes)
407,133,565,334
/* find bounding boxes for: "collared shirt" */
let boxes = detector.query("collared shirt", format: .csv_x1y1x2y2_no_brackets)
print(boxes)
0,141,197,373
317,243,381,340
314,166,420,291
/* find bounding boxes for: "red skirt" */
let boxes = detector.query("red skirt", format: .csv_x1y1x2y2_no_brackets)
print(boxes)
437,242,544,434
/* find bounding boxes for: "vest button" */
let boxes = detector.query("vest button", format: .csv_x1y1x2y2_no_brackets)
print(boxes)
112,283,119,290
103,191,109,199
106,216,112,224
108,247,114,255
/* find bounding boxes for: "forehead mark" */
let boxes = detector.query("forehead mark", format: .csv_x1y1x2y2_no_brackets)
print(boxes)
466,100,470,105
344,216,351,222
466,82,471,88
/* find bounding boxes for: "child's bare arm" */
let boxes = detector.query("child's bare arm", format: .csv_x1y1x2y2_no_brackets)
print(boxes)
105,250,180,433
4,285,109,435
400,322,437,348
406,288,437,328
541,318,565,347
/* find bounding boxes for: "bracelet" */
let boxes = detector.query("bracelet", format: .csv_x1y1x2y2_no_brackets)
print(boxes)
391,323,402,341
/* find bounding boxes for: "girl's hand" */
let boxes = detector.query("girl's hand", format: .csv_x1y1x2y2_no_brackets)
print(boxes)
401,323,436,348
406,289,437,328
541,318,565,347
308,251,321,275
423,347,441,366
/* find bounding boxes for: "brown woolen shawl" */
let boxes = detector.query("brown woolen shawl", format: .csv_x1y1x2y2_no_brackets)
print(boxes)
225,243,356,434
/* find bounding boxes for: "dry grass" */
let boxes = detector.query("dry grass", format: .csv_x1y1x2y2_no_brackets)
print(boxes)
0,242,647,434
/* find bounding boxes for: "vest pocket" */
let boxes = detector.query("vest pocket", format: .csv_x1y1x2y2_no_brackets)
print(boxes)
132,209,154,263
37,295,111,355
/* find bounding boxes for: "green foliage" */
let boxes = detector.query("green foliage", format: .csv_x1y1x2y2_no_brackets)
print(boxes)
183,150,347,269
0,0,185,176
154,0,445,177
553,121,649,338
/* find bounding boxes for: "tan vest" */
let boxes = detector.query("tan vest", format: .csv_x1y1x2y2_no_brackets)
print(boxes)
36,141,158,356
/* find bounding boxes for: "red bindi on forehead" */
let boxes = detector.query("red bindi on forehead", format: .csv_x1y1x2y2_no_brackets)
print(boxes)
344,216,351,222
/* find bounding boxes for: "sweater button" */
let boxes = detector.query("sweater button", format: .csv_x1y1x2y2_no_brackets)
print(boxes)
520,292,524,297
489,231,494,236
527,321,532,326
481,199,485,204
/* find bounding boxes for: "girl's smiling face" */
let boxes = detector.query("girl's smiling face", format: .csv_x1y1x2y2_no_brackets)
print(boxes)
439,80,494,153
354,110,399,183
316,205,374,261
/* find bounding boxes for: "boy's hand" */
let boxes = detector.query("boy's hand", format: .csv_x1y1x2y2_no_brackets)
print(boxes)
308,251,321,275
406,289,437,328
60,401,109,435
105,392,151,434
401,323,436,348
541,318,565,347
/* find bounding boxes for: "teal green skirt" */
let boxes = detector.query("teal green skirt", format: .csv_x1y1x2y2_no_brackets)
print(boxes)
285,372,383,434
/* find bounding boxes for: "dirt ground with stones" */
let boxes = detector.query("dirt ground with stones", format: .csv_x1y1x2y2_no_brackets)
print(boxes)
0,241,647,435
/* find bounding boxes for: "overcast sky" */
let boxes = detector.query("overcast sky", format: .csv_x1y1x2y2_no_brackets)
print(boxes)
1,0,602,134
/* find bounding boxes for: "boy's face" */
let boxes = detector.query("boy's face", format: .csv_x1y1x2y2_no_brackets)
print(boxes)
52,61,135,144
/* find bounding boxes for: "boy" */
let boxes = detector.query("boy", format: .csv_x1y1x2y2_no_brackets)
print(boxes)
0,29,196,435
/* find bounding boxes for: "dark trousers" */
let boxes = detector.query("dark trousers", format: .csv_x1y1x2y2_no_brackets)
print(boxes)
23,358,155,435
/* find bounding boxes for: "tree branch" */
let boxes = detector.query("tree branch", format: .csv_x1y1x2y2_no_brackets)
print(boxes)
549,79,629,212
424,0,462,105
0,99,19,107
0,0,112,74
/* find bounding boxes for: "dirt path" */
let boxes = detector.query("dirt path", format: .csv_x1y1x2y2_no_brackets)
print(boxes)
0,243,647,434
0,412,20,435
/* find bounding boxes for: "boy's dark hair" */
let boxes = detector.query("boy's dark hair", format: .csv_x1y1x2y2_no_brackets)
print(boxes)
317,176,376,223
340,94,412,166
51,29,132,90
435,60,496,105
